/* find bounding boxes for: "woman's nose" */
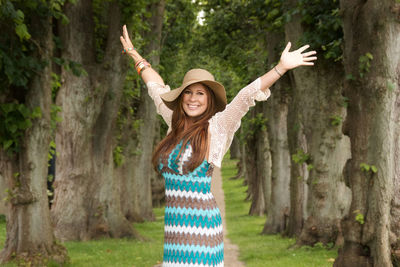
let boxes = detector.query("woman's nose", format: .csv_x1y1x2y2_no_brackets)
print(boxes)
188,94,198,101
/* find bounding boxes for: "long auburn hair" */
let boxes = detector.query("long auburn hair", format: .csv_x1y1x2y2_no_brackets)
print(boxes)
152,84,218,172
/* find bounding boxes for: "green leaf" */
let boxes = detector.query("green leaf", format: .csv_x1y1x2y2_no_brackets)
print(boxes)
17,104,30,118
31,107,42,119
365,52,373,60
360,163,370,172
7,123,18,133
14,10,25,24
15,23,31,40
371,165,378,173
3,140,13,150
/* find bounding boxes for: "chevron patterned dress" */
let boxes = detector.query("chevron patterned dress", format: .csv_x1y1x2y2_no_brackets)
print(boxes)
159,140,224,267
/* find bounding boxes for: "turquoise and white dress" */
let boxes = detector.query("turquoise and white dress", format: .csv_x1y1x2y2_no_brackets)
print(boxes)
159,141,223,266
147,77,270,267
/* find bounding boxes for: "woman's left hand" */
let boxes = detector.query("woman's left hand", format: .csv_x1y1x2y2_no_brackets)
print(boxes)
278,42,317,72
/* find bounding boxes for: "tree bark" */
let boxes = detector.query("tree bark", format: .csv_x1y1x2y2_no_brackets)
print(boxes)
0,173,7,217
295,59,351,246
286,106,308,237
262,32,291,234
246,105,271,216
284,0,352,244
119,0,166,222
230,129,247,181
51,0,135,241
0,15,68,265
229,135,241,160
335,0,400,266
284,13,309,238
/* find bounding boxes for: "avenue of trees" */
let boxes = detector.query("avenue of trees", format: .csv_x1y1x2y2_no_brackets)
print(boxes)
0,0,399,266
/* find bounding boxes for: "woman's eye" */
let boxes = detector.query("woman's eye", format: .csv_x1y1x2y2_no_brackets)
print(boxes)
184,90,191,94
197,92,204,95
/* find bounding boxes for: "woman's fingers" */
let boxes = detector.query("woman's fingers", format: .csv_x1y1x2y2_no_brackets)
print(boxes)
122,25,134,47
120,36,128,47
302,51,317,57
123,25,129,40
297,44,310,53
303,56,317,62
283,42,291,54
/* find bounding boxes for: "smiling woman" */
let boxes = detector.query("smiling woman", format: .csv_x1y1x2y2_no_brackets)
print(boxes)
182,83,209,118
120,23,316,266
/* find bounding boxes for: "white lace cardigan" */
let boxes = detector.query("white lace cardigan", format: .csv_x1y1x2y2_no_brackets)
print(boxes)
146,78,271,168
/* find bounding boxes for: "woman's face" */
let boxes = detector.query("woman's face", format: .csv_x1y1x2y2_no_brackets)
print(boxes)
181,83,209,118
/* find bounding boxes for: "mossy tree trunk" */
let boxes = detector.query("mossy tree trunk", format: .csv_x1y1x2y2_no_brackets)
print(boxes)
0,173,7,217
284,13,309,237
51,0,135,241
245,105,272,216
285,0,352,244
335,0,400,266
262,32,291,234
0,15,68,265
118,0,166,222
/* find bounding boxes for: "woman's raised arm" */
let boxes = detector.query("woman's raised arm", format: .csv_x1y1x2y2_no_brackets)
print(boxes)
259,42,317,92
119,25,164,85
120,25,173,128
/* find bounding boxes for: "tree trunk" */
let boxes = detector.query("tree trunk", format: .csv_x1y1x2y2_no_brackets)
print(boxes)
231,129,247,181
335,0,400,266
229,135,241,160
284,13,309,238
0,173,7,217
119,0,166,222
263,32,291,234
391,118,400,262
0,16,68,265
295,59,351,246
51,0,135,241
286,108,308,237
284,0,352,244
246,105,271,216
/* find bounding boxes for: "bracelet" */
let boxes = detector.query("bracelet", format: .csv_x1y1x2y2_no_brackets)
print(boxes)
136,60,151,75
274,66,283,77
138,65,150,75
135,59,146,68
121,47,135,54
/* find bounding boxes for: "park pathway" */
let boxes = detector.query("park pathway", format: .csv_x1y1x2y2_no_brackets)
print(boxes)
211,167,245,267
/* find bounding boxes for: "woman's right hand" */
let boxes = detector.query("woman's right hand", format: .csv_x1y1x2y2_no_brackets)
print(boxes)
120,25,142,61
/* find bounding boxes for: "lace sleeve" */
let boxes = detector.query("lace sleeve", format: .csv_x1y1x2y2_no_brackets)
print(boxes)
208,78,271,168
146,81,173,128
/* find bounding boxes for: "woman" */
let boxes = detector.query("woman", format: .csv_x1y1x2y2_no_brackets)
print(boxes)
120,25,316,267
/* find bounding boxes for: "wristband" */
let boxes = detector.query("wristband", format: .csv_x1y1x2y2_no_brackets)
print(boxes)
274,66,283,77
136,60,151,75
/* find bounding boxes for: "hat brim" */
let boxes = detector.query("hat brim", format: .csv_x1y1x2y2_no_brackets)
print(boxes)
160,79,227,113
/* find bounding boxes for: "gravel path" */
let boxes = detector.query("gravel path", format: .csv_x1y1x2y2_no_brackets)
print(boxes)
211,167,245,267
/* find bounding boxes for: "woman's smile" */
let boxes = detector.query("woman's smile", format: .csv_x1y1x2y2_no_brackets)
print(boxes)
182,83,208,117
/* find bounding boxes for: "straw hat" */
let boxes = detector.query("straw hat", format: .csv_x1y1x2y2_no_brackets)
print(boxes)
160,69,227,112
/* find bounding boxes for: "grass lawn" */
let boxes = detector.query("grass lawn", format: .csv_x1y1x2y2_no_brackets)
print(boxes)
0,155,337,266
221,156,337,267
0,209,164,267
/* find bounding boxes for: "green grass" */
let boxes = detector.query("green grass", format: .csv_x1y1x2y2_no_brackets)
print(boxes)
63,207,164,267
0,157,337,267
0,209,164,267
221,156,337,267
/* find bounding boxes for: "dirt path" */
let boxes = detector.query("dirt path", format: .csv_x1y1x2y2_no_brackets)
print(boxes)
212,167,245,267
